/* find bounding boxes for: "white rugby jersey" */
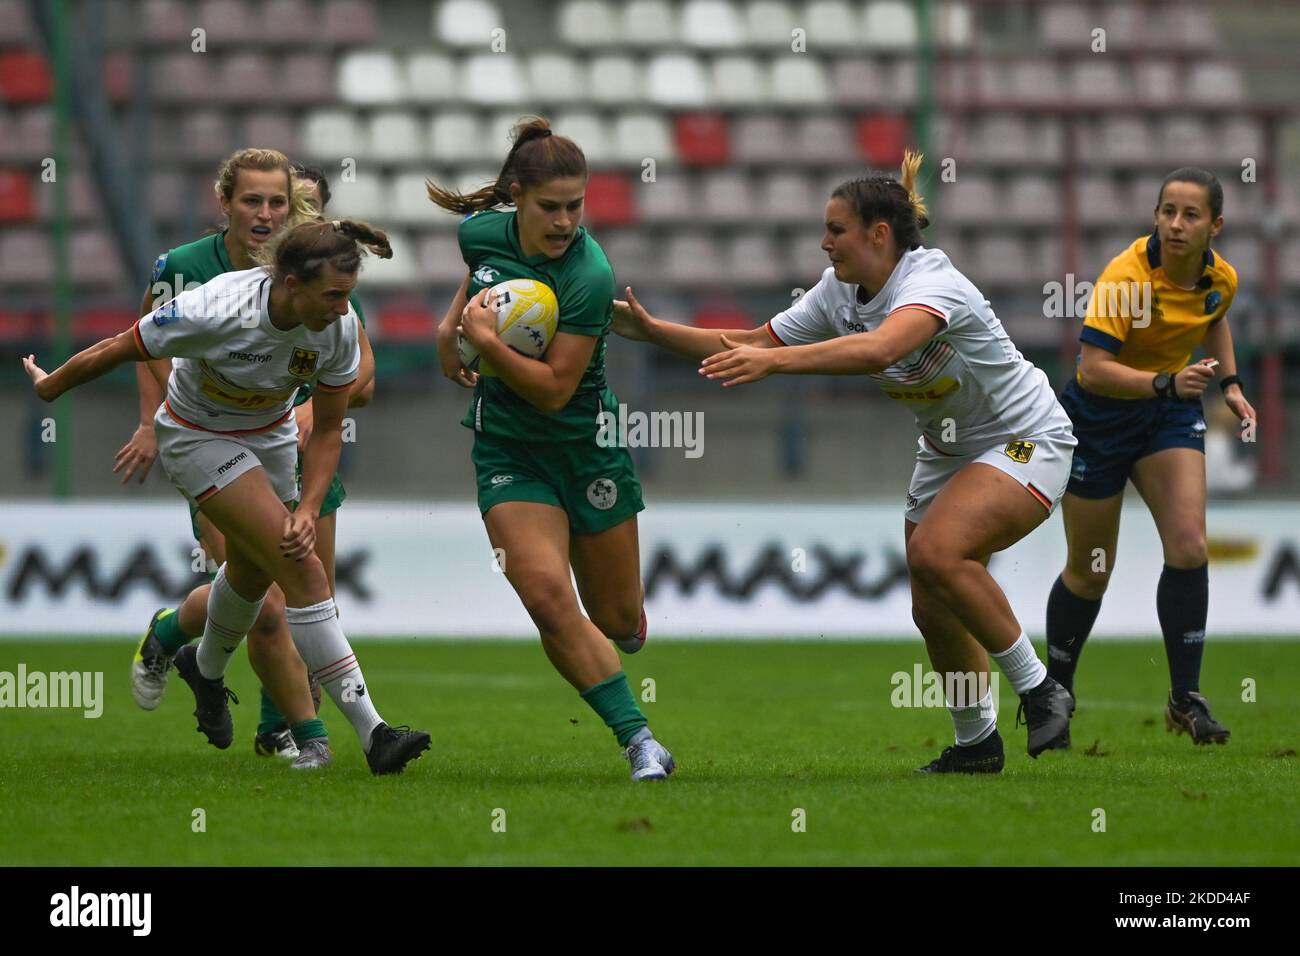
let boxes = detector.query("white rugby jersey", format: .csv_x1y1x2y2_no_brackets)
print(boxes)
135,267,360,434
767,248,1071,456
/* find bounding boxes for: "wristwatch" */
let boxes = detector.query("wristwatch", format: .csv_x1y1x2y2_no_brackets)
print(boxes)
1151,373,1173,399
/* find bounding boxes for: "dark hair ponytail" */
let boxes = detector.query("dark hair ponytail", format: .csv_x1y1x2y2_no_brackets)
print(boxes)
831,149,930,252
426,116,587,215
262,218,393,283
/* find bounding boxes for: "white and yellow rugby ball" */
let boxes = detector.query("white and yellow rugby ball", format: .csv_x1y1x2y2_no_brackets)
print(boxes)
458,278,559,375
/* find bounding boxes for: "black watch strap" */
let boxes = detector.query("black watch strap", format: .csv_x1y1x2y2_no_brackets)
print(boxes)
1219,374,1242,392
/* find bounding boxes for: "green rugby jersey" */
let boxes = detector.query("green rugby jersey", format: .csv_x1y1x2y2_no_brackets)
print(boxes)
148,230,367,408
458,208,616,442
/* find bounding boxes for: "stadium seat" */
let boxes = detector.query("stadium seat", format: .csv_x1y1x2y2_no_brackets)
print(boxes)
7,107,53,161
1099,2,1146,50
278,52,335,103
732,115,792,164
769,58,829,105
242,112,298,156
429,113,485,163
462,54,525,105
361,231,417,286
303,110,368,162
1008,60,1063,104
70,230,123,287
759,171,818,223
973,235,1027,281
0,169,34,222
1091,115,1153,163
434,0,501,46
794,115,855,165
622,0,678,46
936,1,973,48
885,57,918,106
417,233,468,283
526,53,585,105
0,51,49,103
558,0,619,47
147,168,186,224
830,59,885,107
693,305,753,329
325,173,389,220
197,0,262,44
1217,237,1262,286
599,230,660,285
1187,63,1247,105
263,0,316,44
373,302,437,342
944,175,999,224
1078,175,1127,225
862,1,917,49
1217,178,1263,222
711,56,767,107
1159,116,1209,164
217,52,279,104
588,56,643,105
856,114,909,167
369,111,425,163
338,51,405,104
34,169,98,223
582,171,637,227
388,171,451,226
972,114,1031,162
636,173,698,223
322,0,377,43
725,233,781,285
1128,175,1166,215
551,112,614,163
1166,4,1216,50
1282,238,1300,284
700,171,753,224
0,0,34,45
787,231,832,282
680,1,746,48
647,54,710,107
1134,60,1178,105
744,1,797,47
664,233,718,285
1039,3,1090,48
74,307,136,341
142,0,191,44
806,2,861,49
406,52,459,103
0,229,51,284
152,52,217,103
1070,60,1128,104
674,113,730,166
178,111,234,162
1006,175,1056,226
612,114,676,165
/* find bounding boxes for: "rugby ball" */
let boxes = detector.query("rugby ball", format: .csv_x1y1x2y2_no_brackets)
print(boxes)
458,278,559,375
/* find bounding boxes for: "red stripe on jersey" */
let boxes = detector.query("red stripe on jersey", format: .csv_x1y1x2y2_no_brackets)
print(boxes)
764,321,788,346
893,340,953,385
889,303,947,322
164,399,292,436
133,321,156,360
194,485,219,503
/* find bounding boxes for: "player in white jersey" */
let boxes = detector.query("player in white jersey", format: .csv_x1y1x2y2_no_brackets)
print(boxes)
613,152,1075,770
23,218,431,776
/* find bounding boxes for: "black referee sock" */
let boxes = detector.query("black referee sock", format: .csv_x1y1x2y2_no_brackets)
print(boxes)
1045,574,1102,696
1157,563,1209,696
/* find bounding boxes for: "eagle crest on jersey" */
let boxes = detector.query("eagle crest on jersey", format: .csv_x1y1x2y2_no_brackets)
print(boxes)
288,347,320,378
1004,440,1036,464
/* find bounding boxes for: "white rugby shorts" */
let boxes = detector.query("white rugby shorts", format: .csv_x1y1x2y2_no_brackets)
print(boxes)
154,403,299,505
904,427,1077,523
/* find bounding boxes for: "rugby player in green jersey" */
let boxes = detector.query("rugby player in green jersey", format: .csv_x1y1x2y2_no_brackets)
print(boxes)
121,149,375,768
431,118,675,781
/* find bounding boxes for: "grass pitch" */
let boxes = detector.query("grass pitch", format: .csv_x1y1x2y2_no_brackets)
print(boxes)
1,638,1295,866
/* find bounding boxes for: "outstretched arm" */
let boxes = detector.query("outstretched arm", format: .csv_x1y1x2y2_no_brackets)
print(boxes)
612,286,776,361
24,328,148,402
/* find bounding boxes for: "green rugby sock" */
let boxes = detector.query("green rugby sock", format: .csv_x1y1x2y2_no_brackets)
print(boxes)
290,718,328,746
153,608,195,655
259,686,289,736
580,671,648,747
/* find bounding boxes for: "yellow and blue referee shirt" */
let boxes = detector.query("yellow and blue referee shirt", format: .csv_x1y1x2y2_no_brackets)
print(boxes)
1078,233,1238,393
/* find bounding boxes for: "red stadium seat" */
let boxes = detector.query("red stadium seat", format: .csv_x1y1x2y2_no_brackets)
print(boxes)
856,114,909,167
0,310,42,343
674,113,730,167
103,54,132,102
582,171,637,227
74,308,137,341
0,169,35,222
376,305,437,343
0,50,51,103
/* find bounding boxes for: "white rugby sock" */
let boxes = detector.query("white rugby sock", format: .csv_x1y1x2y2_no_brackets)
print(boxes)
950,689,998,746
990,632,1048,695
196,565,264,680
285,598,384,749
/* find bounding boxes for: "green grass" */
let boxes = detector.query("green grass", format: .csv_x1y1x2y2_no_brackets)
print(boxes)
0,638,1296,866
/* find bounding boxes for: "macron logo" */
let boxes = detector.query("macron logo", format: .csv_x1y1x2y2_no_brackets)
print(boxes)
50,886,151,936
216,451,248,475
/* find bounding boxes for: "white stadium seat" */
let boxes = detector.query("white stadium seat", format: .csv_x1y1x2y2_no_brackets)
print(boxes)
726,234,781,284
701,171,754,224
369,111,425,163
360,231,417,286
806,2,861,49
647,54,710,107
711,56,767,106
406,52,459,103
326,173,389,221
622,0,677,46
1078,175,1127,225
744,1,796,47
612,114,676,164
527,53,585,105
768,58,829,105
732,115,793,164
462,54,526,105
759,171,819,223
862,1,917,49
1006,175,1056,225
680,1,746,48
552,112,614,164
429,113,485,163
434,0,502,47
302,110,368,162
636,174,698,223
664,233,717,285
1187,63,1247,105
558,0,619,47
338,51,405,104
588,56,643,105
1134,60,1178,104
792,116,854,165
389,172,452,226
419,234,469,283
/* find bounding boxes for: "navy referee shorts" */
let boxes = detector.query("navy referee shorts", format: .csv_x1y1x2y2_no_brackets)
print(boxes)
1059,379,1206,499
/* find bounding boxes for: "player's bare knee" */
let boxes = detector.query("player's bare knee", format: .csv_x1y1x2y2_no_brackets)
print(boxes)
250,589,286,640
906,535,956,590
1165,532,1207,568
518,579,581,635
589,602,641,642
277,554,331,608
1063,564,1110,601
